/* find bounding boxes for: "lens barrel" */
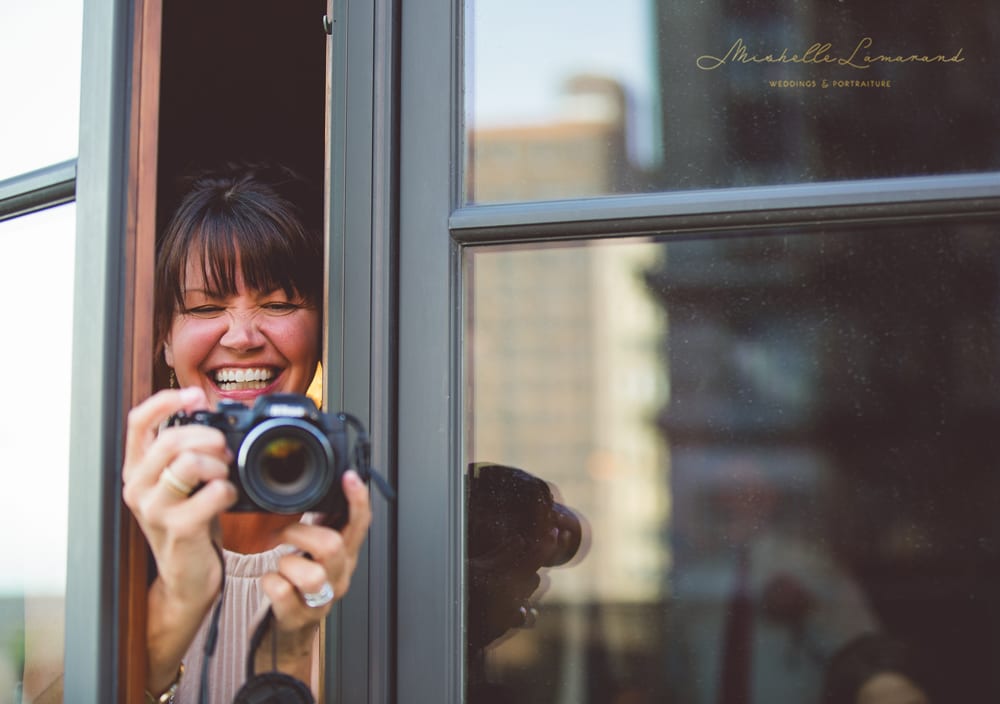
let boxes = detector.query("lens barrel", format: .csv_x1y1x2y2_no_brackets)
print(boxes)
237,418,336,513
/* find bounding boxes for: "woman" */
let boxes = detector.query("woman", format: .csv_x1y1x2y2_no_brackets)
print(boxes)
122,164,371,702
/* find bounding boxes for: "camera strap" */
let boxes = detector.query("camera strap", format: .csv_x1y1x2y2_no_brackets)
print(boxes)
337,412,396,503
198,542,227,704
196,550,315,704
233,607,315,703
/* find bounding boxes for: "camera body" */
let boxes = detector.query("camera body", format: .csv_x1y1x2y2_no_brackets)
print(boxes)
168,393,350,523
467,462,582,569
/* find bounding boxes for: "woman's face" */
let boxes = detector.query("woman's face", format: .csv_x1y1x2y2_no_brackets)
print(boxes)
163,253,321,408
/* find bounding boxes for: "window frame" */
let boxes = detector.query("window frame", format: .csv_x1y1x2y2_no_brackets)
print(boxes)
325,0,398,702
0,160,76,223
396,0,1000,702
0,0,129,697
66,0,398,701
63,0,136,699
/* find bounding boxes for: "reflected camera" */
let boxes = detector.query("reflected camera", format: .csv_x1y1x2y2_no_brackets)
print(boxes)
467,462,583,568
168,394,351,522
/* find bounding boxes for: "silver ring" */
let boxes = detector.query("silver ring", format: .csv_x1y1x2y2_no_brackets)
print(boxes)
160,466,194,497
301,581,335,608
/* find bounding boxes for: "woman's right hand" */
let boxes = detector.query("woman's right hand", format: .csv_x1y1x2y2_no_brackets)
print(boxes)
121,387,237,691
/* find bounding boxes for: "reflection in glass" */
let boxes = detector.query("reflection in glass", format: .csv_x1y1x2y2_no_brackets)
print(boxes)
0,205,76,700
0,2,84,181
464,224,1000,702
465,0,1000,203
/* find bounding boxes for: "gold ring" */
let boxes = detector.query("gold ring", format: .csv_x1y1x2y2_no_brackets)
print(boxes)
160,466,194,497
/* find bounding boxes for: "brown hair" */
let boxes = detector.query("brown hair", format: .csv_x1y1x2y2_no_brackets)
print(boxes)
154,163,324,356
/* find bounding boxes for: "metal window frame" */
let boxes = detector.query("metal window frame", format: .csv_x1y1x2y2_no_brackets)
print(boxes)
64,0,133,700
3,0,396,699
0,160,77,223
0,1,129,699
325,0,398,702
396,1,1000,703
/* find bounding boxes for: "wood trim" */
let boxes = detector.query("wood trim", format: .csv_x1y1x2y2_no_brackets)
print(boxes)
121,0,162,701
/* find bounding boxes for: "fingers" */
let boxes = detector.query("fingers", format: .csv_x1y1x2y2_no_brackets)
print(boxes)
335,471,372,554
271,474,371,625
125,425,231,497
123,388,208,469
260,555,336,630
122,388,236,538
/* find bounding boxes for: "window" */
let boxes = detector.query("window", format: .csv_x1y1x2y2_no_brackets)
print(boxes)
396,0,1000,702
0,204,76,702
0,2,83,181
0,2,83,700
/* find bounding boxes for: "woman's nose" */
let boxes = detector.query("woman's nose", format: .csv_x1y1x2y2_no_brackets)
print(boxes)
220,312,265,350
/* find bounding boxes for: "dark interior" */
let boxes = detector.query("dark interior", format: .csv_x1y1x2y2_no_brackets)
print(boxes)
157,0,327,231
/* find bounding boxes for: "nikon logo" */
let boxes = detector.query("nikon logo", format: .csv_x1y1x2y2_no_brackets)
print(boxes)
270,404,309,418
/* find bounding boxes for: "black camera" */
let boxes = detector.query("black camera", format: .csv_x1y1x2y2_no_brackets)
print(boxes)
467,462,583,568
465,462,586,655
168,394,358,523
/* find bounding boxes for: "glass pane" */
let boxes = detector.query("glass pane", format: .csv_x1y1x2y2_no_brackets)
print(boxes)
465,0,1000,204
0,2,84,181
0,204,76,700
464,223,1000,703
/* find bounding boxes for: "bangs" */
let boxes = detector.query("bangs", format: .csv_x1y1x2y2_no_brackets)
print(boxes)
186,213,315,303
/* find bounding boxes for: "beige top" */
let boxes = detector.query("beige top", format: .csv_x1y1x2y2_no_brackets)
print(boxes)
175,536,322,703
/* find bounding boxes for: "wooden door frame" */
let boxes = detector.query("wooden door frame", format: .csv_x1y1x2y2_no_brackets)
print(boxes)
120,0,161,700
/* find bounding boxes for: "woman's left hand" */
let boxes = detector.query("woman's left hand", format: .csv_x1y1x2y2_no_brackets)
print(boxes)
255,469,372,675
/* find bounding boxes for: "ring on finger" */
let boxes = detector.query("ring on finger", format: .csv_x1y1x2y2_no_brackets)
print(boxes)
301,581,335,608
160,465,194,497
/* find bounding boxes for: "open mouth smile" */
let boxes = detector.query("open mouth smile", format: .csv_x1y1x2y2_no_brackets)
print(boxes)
211,366,278,391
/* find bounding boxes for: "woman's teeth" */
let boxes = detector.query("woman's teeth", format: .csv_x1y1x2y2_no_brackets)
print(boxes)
213,367,275,390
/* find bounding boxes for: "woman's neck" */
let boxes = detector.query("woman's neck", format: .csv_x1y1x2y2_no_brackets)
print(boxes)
220,513,302,554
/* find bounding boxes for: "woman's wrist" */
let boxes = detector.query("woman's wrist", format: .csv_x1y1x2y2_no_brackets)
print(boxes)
145,573,218,697
145,662,183,703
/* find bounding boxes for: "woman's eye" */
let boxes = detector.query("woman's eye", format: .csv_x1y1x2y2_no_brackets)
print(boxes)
261,302,300,314
185,305,225,317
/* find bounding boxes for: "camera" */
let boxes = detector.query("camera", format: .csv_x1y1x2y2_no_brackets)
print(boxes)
465,462,586,654
467,462,583,568
168,393,356,523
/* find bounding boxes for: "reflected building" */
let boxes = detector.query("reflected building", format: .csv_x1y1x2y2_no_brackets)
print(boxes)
467,74,644,203
465,2,1000,701
644,226,1000,702
467,81,671,701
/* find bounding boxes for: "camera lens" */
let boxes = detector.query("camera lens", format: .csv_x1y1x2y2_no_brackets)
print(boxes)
238,418,336,513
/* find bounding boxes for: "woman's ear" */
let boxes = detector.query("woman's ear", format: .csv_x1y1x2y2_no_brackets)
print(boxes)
163,339,174,368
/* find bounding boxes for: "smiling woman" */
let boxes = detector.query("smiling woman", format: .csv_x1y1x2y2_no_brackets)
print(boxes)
119,164,372,704
155,165,324,410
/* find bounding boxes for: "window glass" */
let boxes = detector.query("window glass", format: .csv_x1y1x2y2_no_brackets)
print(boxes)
0,2,84,181
464,0,1000,204
464,222,1000,702
0,204,76,700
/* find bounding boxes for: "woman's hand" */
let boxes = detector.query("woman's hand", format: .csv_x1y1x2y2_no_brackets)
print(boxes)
121,387,237,693
254,470,372,677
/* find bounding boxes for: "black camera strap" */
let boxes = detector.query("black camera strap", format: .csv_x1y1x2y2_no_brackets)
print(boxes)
336,412,396,503
198,543,227,704
233,607,315,703
197,550,315,704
